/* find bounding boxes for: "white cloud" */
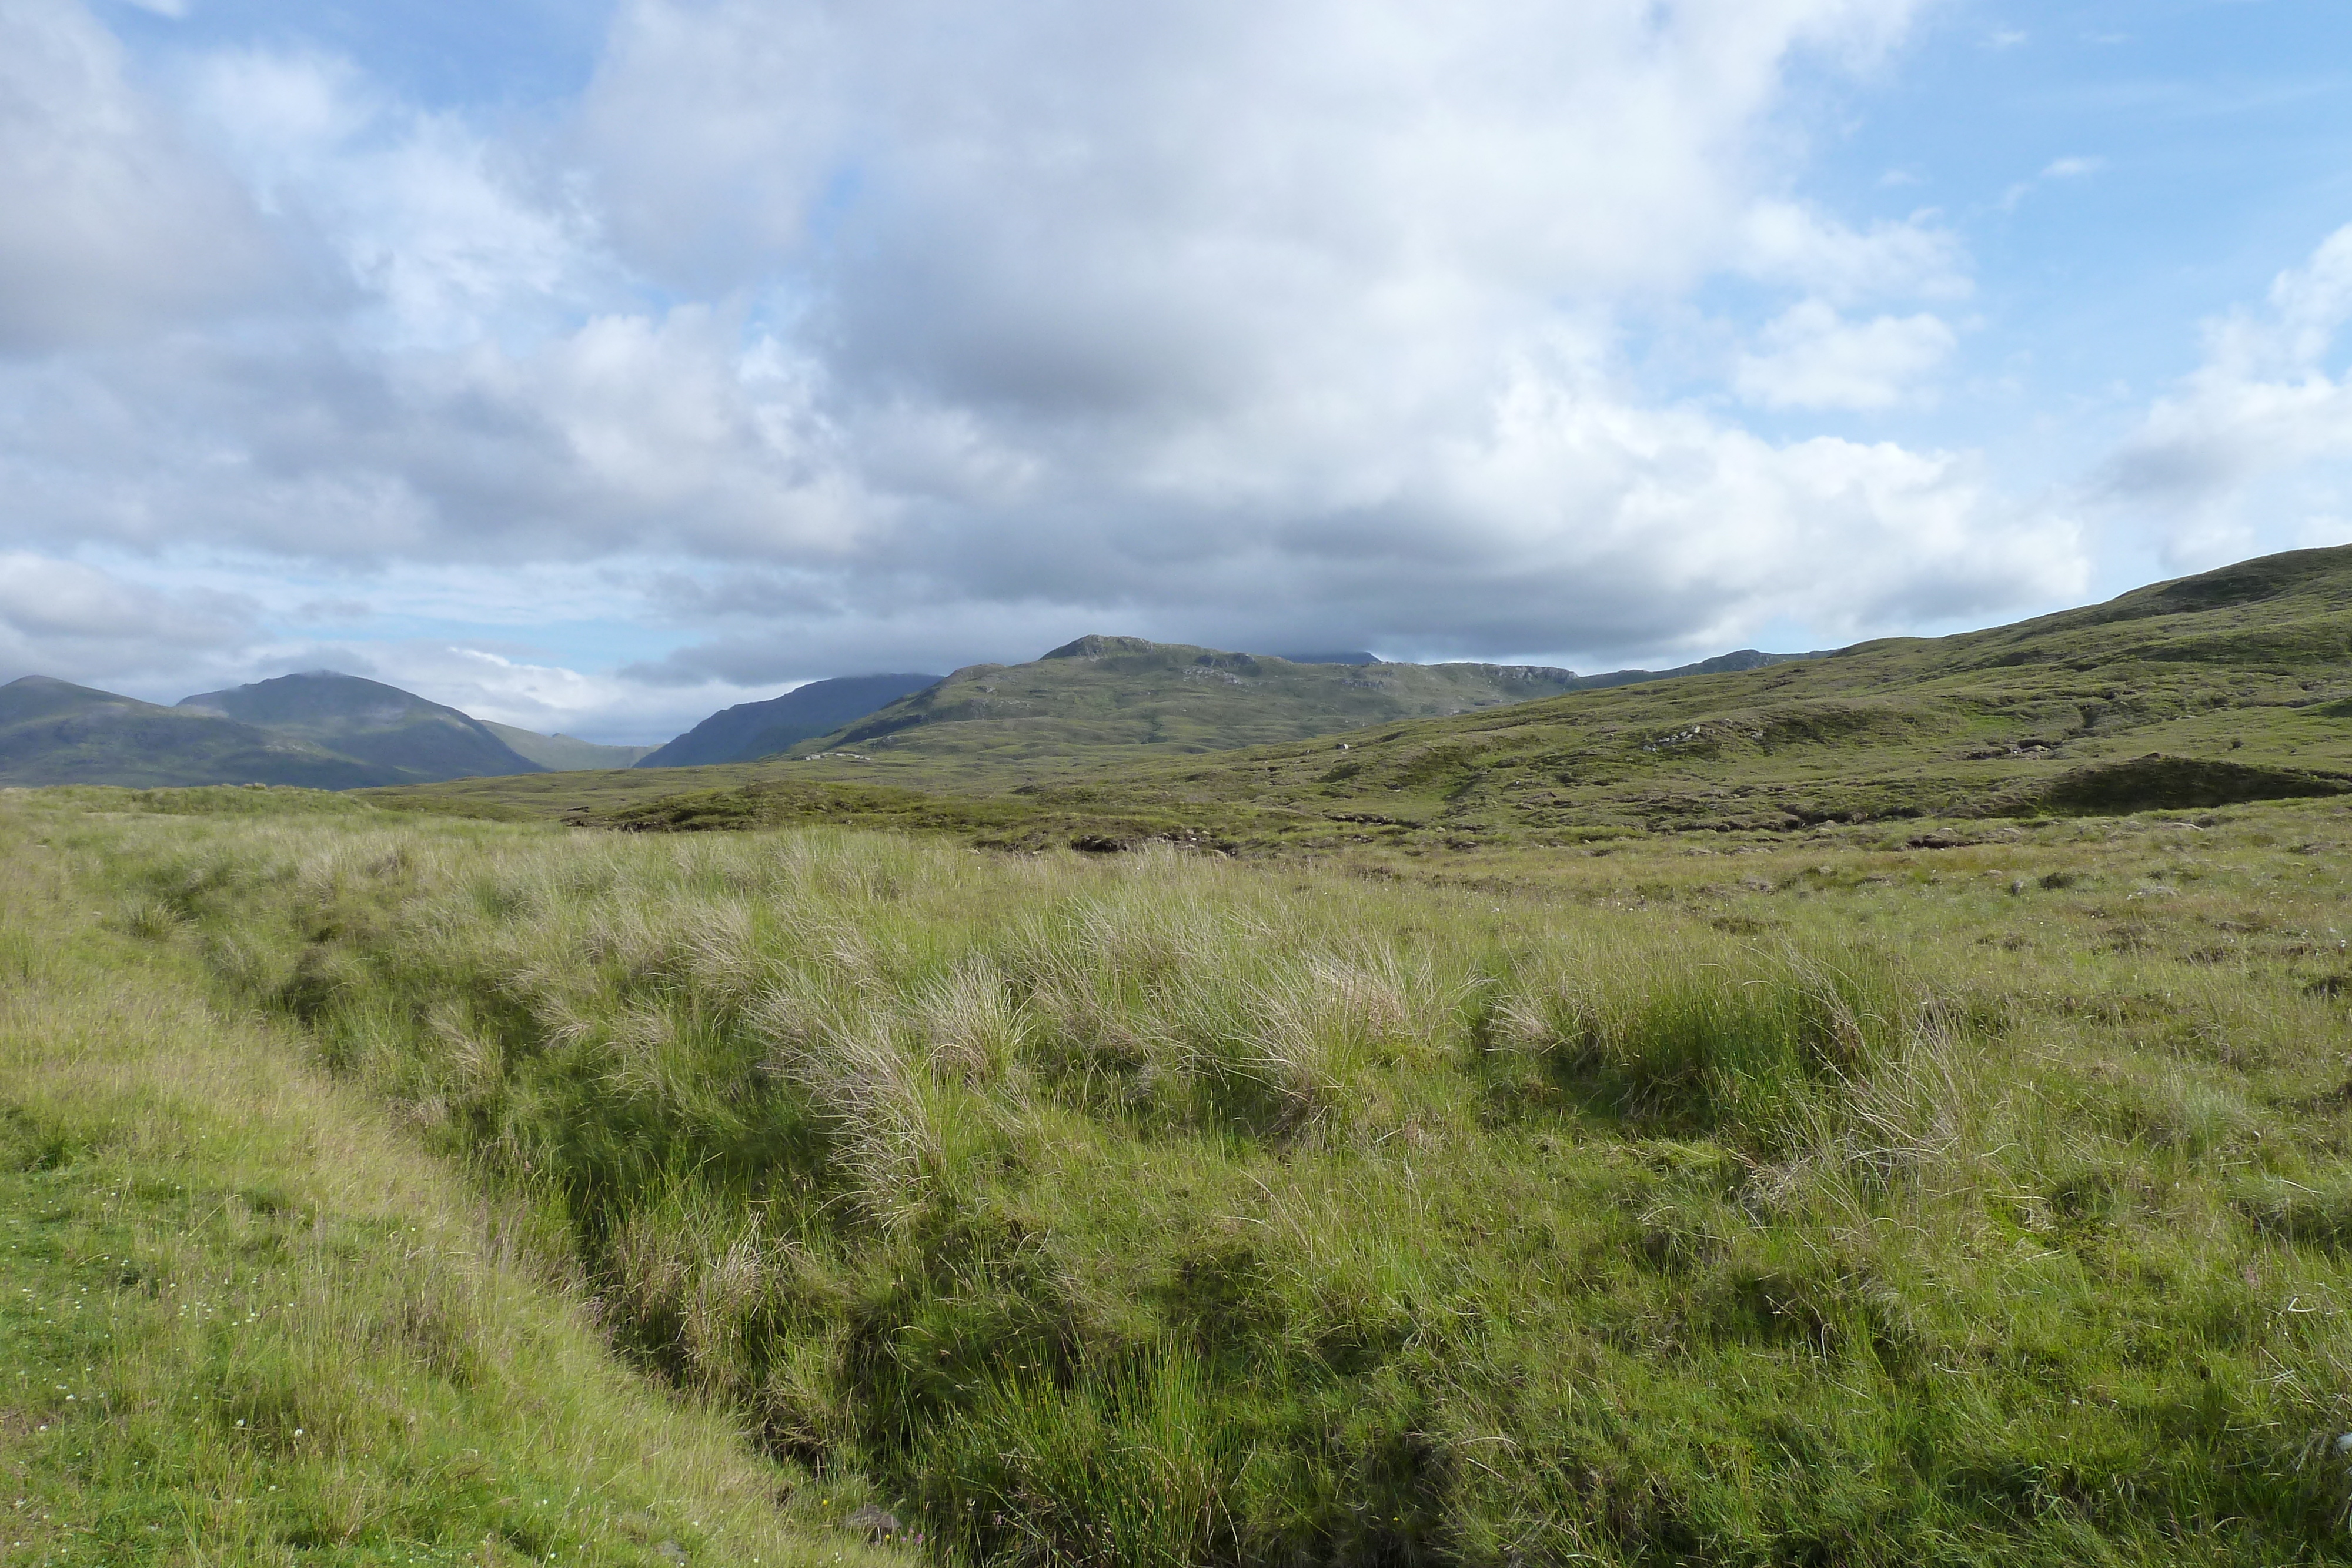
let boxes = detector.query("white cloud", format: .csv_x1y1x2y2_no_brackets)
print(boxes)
1735,202,1968,304
2003,154,2107,212
0,0,2104,730
2101,225,2352,564
0,0,280,350
1733,299,1957,410
310,641,768,742
2040,155,2105,180
0,554,254,684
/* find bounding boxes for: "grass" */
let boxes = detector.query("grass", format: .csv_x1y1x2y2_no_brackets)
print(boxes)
22,780,2352,1562
0,791,904,1566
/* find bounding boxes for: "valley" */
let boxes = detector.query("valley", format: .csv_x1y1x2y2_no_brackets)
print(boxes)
10,547,2352,1564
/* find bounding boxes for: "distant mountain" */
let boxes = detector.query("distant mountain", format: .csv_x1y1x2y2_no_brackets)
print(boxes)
0,676,400,788
637,674,944,767
481,723,656,771
797,637,1593,764
178,673,544,783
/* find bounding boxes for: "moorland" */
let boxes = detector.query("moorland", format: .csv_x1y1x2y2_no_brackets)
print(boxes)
9,546,2352,1564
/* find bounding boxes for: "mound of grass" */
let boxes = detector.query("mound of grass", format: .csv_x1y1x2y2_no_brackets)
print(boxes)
0,802,901,1566
36,785,2352,1564
2027,753,2351,813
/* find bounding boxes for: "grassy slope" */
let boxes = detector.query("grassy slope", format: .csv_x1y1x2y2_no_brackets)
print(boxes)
38,783,2352,1564
0,792,903,1567
379,546,2352,855
806,637,1588,766
1124,544,2352,834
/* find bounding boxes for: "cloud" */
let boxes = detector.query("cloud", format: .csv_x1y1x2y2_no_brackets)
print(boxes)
1735,202,1968,304
0,0,280,351
1733,300,1957,410
2003,153,2107,211
2040,155,2105,180
0,0,2100,724
303,641,760,741
0,554,255,684
2099,224,2352,564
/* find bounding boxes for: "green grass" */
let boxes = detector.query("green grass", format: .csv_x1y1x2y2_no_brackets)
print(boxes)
28,781,2352,1563
0,797,904,1566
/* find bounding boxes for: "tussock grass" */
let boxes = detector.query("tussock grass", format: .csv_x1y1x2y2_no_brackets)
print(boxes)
24,787,2352,1563
0,802,901,1566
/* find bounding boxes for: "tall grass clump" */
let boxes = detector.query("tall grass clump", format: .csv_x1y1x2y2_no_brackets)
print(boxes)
38,789,2352,1565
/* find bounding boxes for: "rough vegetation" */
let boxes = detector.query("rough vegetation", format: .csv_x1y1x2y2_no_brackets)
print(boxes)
0,794,906,1566
22,780,2352,1564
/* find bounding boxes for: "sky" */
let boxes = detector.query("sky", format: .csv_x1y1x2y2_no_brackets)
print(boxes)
2,0,2349,743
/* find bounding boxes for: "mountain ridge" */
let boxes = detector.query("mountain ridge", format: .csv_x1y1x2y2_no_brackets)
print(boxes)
636,674,946,767
179,672,544,782
366,544,2352,854
0,676,402,788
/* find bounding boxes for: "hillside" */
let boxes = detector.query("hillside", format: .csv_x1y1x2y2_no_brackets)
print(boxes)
804,637,1593,763
1120,544,2352,841
483,721,656,770
372,546,2352,855
181,671,544,783
638,673,943,767
0,675,400,788
791,641,1819,771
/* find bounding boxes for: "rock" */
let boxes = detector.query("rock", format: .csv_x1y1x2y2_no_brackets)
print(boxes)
656,1542,686,1564
847,1504,902,1540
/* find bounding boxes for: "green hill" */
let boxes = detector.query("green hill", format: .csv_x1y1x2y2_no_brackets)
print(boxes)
370,545,2352,854
797,636,1703,765
637,673,944,767
179,672,544,783
482,721,656,770
1089,544,2352,842
0,675,400,788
